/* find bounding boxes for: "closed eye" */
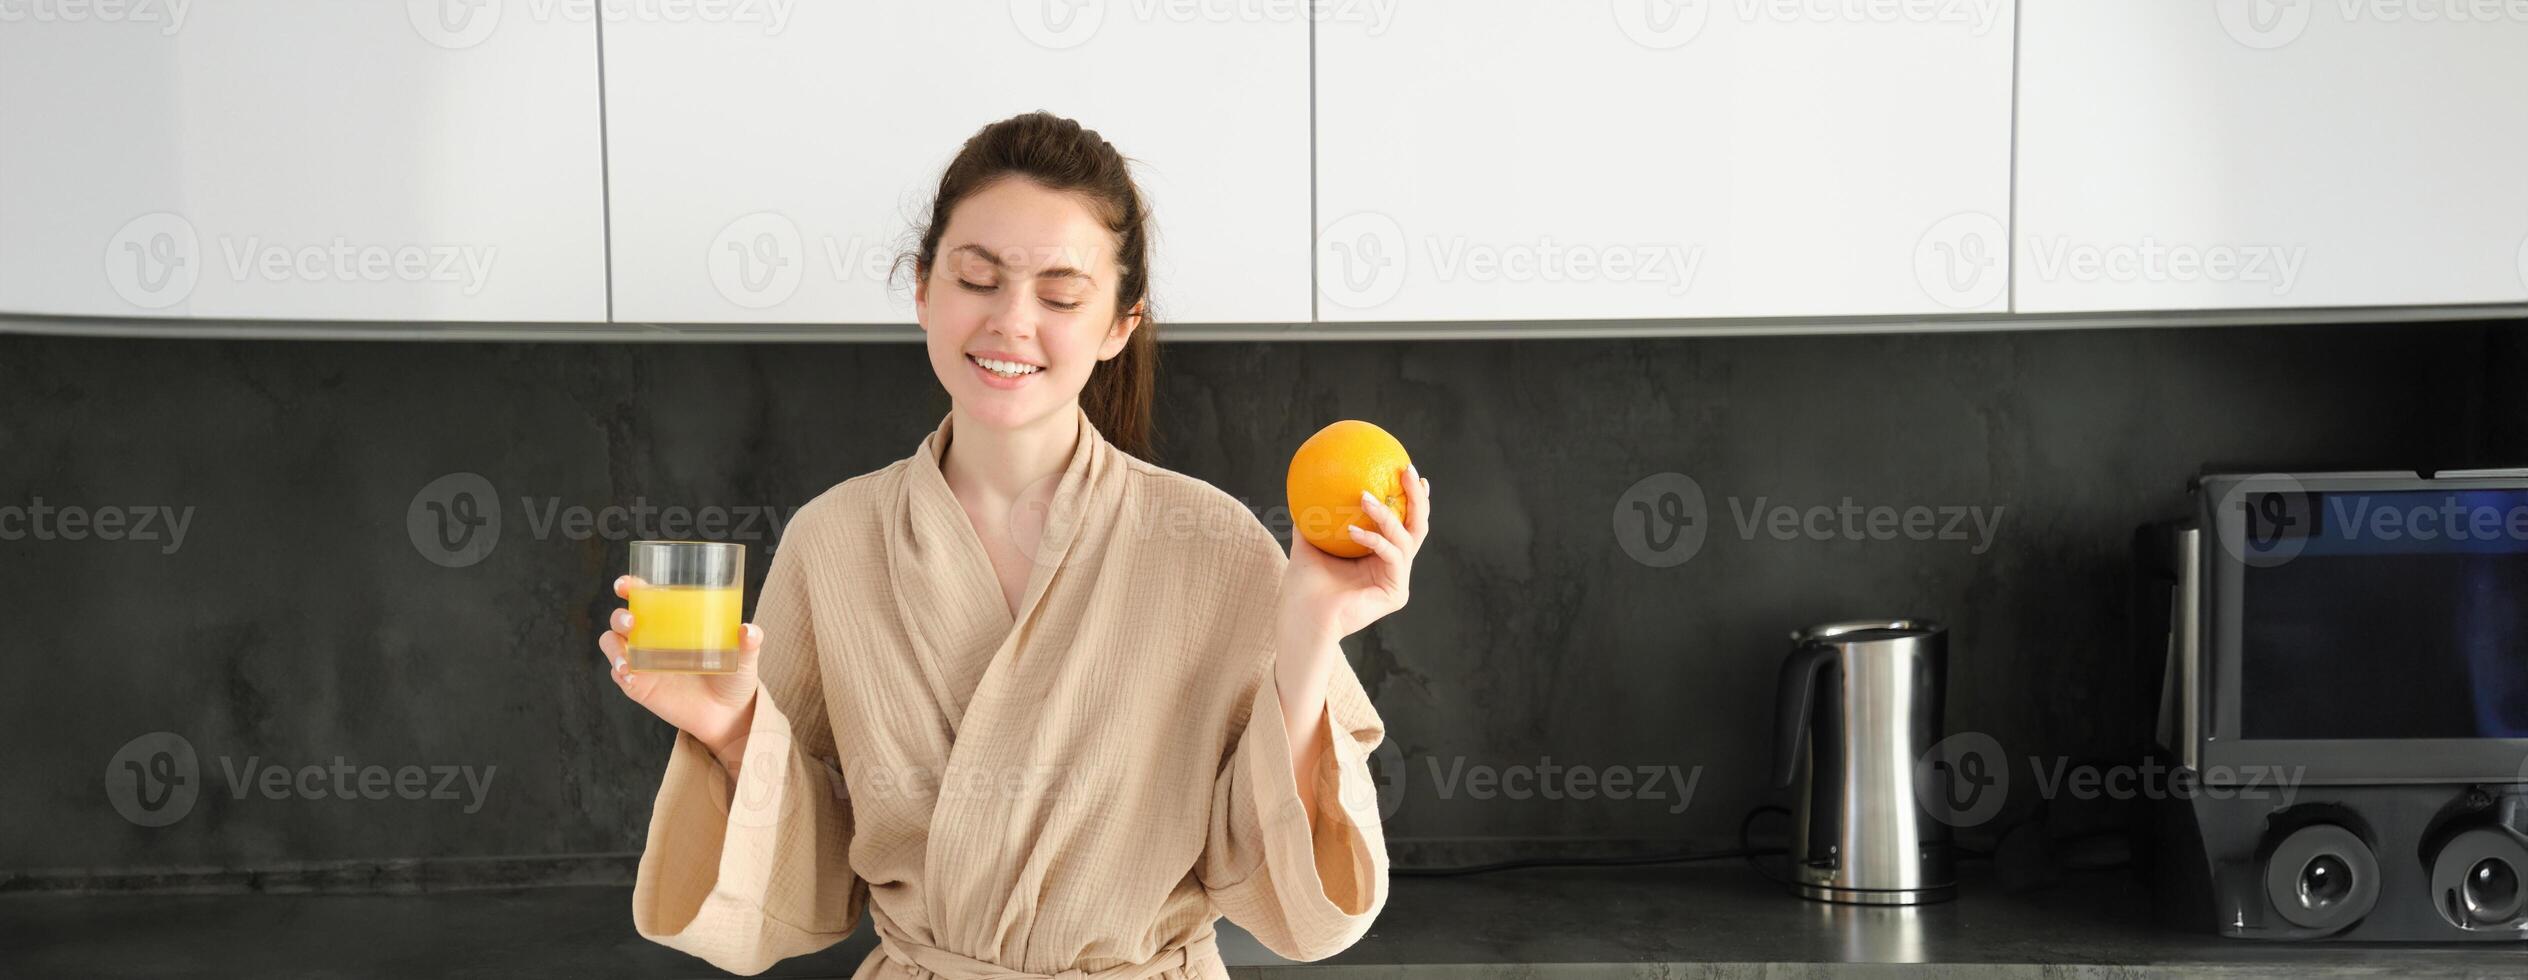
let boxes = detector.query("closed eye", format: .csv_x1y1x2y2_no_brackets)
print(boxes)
959,277,1082,312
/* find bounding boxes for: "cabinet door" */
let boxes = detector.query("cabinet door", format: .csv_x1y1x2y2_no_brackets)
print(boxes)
2016,1,2528,313
603,6,1311,325
0,1,607,321
1314,0,2015,322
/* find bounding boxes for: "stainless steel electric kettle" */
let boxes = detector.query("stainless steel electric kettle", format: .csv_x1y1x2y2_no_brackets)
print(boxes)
1771,619,1956,905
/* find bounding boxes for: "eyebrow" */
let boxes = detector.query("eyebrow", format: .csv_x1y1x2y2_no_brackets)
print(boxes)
947,244,1096,285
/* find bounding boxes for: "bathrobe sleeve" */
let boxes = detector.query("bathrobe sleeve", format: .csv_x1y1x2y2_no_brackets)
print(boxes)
631,538,868,976
1197,554,1392,961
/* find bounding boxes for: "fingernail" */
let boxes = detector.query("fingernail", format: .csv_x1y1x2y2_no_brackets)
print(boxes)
1360,490,1378,508
612,657,625,671
1407,463,1418,481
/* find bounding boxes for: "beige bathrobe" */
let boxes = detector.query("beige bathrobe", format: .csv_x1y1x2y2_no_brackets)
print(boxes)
631,403,1390,978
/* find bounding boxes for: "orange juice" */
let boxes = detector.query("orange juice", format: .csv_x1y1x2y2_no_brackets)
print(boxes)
627,584,742,673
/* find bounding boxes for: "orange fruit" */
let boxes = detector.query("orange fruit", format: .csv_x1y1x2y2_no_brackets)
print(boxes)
1287,420,1414,559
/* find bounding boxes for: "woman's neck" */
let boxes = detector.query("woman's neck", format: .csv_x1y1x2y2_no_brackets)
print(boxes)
940,403,1081,506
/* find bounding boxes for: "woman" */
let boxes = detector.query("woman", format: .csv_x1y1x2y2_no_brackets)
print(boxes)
596,112,1429,979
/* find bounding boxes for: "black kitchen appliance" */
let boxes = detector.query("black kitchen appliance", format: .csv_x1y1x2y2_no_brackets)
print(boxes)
2139,469,2528,941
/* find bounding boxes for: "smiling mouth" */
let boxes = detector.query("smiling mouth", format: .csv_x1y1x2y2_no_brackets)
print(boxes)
968,354,1043,378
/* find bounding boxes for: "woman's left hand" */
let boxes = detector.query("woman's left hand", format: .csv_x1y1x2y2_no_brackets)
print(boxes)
1278,464,1430,653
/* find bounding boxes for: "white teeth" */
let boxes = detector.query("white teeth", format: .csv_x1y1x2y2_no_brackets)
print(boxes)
971,355,1040,377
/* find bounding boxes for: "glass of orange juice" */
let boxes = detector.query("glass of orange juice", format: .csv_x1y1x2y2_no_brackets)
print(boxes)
626,540,745,674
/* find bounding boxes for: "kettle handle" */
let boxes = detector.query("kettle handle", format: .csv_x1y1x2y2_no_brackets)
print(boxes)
1772,639,1839,788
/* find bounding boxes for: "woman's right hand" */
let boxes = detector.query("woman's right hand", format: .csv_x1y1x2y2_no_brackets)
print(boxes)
598,575,762,770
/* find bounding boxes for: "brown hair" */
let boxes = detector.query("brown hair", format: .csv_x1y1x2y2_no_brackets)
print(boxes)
902,111,1159,461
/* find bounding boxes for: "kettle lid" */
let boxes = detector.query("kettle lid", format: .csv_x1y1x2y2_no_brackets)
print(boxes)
1790,618,1945,645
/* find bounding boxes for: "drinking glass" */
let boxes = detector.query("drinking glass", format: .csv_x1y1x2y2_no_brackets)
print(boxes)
625,540,745,674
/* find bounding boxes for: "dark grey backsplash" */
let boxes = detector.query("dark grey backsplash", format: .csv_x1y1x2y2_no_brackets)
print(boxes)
4,320,2513,885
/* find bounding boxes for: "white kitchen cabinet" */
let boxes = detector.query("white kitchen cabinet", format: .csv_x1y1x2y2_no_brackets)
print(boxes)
1313,0,2015,322
601,5,1312,325
2015,1,2528,313
0,1,608,322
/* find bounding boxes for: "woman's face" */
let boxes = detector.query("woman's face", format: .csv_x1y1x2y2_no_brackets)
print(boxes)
917,176,1140,433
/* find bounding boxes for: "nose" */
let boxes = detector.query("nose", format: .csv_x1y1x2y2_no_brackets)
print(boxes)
981,285,1037,341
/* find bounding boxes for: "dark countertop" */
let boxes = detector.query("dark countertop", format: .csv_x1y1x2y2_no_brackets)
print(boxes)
4,863,2520,978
